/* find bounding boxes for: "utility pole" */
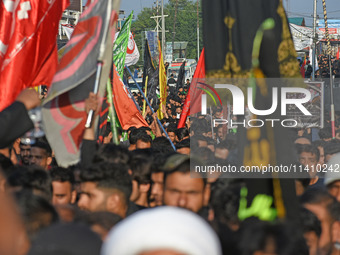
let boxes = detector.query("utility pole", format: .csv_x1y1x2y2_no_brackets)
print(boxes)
312,0,317,80
172,0,178,62
161,0,165,60
150,0,168,60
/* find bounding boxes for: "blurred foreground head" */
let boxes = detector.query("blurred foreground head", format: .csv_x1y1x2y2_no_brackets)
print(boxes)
28,223,102,255
102,207,222,255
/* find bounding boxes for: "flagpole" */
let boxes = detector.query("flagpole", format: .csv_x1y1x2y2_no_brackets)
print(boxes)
85,62,103,128
106,79,119,145
126,65,176,151
143,76,149,115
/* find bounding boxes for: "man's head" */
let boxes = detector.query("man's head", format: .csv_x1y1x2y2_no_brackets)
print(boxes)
175,139,190,155
49,167,76,206
319,127,333,142
93,144,130,165
312,140,327,165
163,154,209,213
215,139,236,160
14,190,59,242
300,187,337,255
29,141,52,170
149,154,167,207
296,144,319,178
129,157,152,207
175,128,189,142
78,162,132,218
216,125,226,142
166,127,177,143
7,166,52,201
135,133,152,150
294,136,312,145
19,142,31,166
300,208,322,255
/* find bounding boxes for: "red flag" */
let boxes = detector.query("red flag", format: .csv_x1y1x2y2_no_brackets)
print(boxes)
337,47,340,60
300,56,306,78
42,0,119,167
0,0,69,111
178,48,205,128
112,64,148,130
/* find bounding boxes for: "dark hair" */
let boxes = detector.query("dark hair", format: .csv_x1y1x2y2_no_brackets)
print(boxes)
210,179,243,226
312,139,327,149
151,153,168,174
163,154,207,185
14,190,59,242
238,221,308,255
152,137,174,154
167,127,177,134
324,140,340,157
300,186,336,205
175,138,190,150
175,128,189,141
192,147,214,162
7,166,53,201
136,133,152,144
80,162,132,206
138,126,151,132
0,153,14,178
129,128,146,145
296,144,320,161
130,157,152,185
93,144,130,165
127,126,137,133
49,167,75,185
31,141,52,157
216,139,236,151
190,118,210,135
299,207,322,237
318,127,332,140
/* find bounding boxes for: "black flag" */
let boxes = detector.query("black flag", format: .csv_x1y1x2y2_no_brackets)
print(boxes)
142,40,159,111
176,61,186,91
203,0,301,222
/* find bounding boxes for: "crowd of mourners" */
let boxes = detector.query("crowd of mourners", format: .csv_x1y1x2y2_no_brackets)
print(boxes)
300,53,340,79
0,65,340,255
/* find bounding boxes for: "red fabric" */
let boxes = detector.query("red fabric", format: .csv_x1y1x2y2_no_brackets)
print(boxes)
0,0,69,111
337,48,340,60
178,48,205,128
112,65,148,130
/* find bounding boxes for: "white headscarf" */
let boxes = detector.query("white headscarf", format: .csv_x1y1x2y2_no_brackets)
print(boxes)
101,206,222,255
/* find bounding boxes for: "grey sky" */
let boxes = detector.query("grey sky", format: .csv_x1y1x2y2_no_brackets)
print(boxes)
119,0,340,27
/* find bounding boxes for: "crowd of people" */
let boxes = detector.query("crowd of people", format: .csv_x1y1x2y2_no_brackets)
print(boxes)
300,54,340,78
0,60,340,255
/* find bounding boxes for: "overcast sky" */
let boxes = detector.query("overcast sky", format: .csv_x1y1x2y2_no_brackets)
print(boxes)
119,0,340,27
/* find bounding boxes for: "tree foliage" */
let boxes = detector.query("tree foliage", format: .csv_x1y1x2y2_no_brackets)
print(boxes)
131,0,203,64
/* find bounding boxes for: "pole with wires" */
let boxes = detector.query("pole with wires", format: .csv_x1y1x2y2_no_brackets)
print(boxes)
312,0,317,81
321,0,335,138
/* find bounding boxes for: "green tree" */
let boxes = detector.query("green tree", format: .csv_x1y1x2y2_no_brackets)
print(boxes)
131,0,203,64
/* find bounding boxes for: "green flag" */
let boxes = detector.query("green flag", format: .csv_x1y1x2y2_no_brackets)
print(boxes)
113,12,133,77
